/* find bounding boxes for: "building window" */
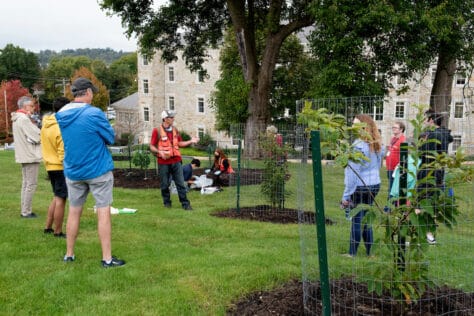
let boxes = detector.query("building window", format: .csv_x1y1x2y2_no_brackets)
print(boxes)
455,72,466,86
142,55,149,66
197,97,205,113
144,107,149,122
198,128,204,139
143,79,149,94
168,66,175,82
395,101,405,118
452,135,461,151
454,102,464,118
168,96,175,111
197,70,205,83
431,68,437,85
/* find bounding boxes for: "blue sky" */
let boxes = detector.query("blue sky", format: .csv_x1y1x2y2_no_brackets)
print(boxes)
0,0,165,52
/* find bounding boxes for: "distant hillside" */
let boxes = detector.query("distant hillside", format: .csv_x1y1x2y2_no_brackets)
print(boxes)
37,48,134,67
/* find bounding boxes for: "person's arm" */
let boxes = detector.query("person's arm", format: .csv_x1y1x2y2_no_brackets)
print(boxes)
149,128,159,156
178,136,199,147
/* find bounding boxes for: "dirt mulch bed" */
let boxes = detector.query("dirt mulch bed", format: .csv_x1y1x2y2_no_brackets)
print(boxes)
227,278,474,315
113,168,266,189
211,205,336,225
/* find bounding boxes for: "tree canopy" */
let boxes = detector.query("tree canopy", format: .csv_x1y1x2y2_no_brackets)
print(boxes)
0,44,41,90
308,0,474,114
100,0,315,157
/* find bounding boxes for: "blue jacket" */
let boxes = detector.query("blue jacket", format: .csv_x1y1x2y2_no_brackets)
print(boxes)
342,139,382,201
56,102,114,181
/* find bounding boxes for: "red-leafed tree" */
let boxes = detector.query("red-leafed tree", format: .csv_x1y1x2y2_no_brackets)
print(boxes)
0,80,30,141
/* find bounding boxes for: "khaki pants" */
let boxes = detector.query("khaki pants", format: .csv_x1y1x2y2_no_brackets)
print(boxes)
21,163,39,216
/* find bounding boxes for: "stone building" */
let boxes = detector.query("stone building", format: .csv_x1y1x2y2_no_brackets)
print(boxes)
123,46,473,155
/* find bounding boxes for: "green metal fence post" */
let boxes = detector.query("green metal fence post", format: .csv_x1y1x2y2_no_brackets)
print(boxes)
236,138,242,213
310,130,331,316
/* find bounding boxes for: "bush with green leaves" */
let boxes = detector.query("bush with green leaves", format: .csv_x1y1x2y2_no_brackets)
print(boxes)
298,103,472,304
259,132,291,209
132,146,151,178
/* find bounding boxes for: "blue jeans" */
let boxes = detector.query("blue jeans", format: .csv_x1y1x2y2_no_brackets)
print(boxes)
349,184,380,256
158,162,190,208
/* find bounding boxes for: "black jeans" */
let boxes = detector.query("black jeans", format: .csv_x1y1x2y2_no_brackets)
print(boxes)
158,162,190,208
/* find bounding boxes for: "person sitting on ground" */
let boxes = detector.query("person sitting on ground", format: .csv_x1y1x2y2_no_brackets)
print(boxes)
183,158,201,187
211,148,234,186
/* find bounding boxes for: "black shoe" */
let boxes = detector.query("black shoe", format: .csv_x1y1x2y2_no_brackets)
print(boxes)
164,203,172,208
54,232,66,238
101,256,126,268
183,205,193,211
63,255,75,262
21,213,37,218
44,228,54,234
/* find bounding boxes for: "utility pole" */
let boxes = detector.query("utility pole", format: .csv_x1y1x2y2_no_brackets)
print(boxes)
4,90,8,134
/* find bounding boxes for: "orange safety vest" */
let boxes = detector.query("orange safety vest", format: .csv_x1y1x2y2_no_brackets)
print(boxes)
157,125,181,160
218,158,234,173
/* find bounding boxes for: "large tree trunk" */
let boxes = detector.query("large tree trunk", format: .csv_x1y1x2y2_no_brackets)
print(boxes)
430,49,456,128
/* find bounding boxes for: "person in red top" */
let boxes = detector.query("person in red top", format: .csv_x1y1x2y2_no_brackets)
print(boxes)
386,121,406,198
150,110,199,210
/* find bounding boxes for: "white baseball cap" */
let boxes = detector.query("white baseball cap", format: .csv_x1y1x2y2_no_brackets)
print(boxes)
161,110,176,119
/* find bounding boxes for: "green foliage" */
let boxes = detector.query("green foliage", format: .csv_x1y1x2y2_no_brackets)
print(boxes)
197,131,215,148
0,44,41,89
308,0,474,100
180,130,191,141
132,148,151,171
37,48,133,68
259,132,291,209
297,103,368,167
299,103,471,303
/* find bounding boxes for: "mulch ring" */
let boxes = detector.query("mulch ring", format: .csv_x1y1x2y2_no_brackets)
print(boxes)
227,277,474,315
211,205,335,225
113,168,267,189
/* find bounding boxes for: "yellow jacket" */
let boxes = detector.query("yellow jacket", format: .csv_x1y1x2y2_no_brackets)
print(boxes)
40,114,64,171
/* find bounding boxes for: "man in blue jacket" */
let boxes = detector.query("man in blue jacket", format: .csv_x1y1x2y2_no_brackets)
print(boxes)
56,77,125,268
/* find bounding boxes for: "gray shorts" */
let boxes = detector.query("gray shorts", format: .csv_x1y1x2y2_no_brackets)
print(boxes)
66,171,113,208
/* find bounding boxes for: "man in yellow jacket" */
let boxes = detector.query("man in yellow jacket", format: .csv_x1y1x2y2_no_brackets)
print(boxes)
40,97,70,238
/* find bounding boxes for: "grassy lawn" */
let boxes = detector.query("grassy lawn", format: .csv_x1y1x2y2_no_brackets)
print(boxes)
0,150,472,315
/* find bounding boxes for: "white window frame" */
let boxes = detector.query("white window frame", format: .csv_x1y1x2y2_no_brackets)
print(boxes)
455,72,466,87
197,96,205,113
143,79,149,94
197,70,205,83
167,95,175,111
142,55,149,66
143,106,150,122
394,101,406,119
168,66,175,82
454,101,464,119
452,135,461,151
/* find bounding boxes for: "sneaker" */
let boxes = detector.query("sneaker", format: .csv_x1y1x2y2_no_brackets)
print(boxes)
44,228,54,234
54,232,66,238
183,205,193,211
344,208,351,221
426,233,436,244
63,255,75,262
101,256,126,268
21,213,38,218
